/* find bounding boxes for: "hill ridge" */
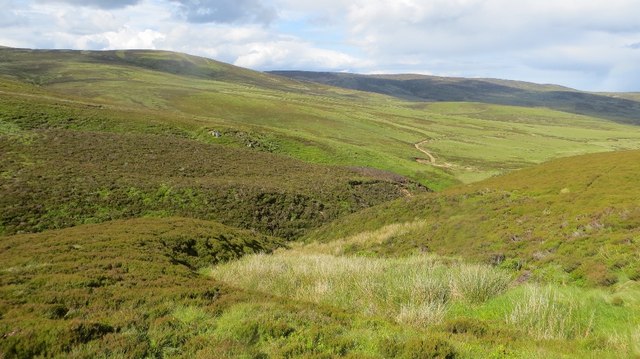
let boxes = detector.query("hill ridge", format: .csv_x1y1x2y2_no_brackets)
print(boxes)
269,70,640,125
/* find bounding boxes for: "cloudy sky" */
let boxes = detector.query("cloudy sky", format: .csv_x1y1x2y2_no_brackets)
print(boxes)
2,0,639,91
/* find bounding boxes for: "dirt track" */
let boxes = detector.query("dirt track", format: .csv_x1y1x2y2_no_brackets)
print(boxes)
414,140,453,168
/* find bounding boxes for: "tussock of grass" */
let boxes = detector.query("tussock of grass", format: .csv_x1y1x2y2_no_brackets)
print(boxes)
210,252,511,328
451,265,511,303
507,286,595,340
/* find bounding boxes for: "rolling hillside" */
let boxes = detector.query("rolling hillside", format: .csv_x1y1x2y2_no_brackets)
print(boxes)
2,47,640,358
269,71,640,125
305,150,640,286
2,217,451,358
0,128,422,239
3,48,640,187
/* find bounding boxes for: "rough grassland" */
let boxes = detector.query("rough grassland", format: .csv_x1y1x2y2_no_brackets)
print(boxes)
305,150,640,287
3,48,640,188
0,218,470,358
209,248,640,358
2,48,640,358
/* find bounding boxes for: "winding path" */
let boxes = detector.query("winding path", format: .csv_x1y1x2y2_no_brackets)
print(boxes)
414,140,453,169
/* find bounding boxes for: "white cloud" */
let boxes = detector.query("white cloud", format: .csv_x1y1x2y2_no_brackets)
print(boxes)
34,0,141,9
78,27,166,50
234,40,365,70
1,0,639,90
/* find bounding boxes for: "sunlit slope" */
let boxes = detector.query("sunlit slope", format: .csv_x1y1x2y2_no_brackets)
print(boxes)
0,129,422,239
4,217,636,358
0,217,487,359
0,218,380,358
306,150,640,286
3,48,640,187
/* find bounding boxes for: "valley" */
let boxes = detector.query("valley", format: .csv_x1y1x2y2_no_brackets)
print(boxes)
1,48,640,358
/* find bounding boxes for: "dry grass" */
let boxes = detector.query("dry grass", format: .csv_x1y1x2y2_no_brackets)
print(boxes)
507,286,595,340
298,221,429,255
209,251,511,328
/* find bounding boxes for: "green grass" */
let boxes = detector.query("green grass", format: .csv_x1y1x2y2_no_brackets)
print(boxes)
0,218,474,358
208,252,510,323
208,247,640,358
4,217,637,358
3,48,640,188
305,150,640,286
2,47,640,358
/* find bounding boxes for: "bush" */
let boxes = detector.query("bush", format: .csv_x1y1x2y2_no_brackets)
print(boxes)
402,336,457,359
443,318,488,336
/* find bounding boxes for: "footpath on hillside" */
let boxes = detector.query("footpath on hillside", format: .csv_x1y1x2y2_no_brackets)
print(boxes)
414,140,453,169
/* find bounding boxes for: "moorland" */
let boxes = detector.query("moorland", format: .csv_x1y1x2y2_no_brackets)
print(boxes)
1,47,639,358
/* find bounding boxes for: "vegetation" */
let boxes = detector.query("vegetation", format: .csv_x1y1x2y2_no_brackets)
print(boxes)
0,219,489,358
2,47,640,357
209,252,510,324
0,128,421,239
3,48,640,187
269,71,640,125
305,150,640,286
209,248,640,358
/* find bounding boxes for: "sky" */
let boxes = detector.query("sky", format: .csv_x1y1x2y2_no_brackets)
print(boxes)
1,0,640,91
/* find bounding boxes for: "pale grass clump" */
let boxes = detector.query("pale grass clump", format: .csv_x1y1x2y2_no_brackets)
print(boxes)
298,221,428,255
606,327,640,355
507,286,594,340
172,305,210,325
632,327,640,356
396,302,448,327
210,252,511,328
450,264,511,303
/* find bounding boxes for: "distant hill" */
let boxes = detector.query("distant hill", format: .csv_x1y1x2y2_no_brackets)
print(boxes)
269,71,640,125
3,47,640,189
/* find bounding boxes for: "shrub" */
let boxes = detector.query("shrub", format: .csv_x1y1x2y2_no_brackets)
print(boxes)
402,336,457,359
443,318,488,336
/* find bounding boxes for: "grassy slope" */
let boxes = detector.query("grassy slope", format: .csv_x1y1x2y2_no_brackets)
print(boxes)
3,48,640,187
269,71,640,125
306,150,640,287
0,217,506,359
4,217,636,358
2,47,640,358
210,248,640,358
0,128,422,239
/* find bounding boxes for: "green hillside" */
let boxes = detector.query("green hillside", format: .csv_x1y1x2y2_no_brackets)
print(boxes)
0,128,421,239
2,47,640,358
2,217,438,358
305,150,640,286
4,217,638,358
3,48,640,187
269,71,640,125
